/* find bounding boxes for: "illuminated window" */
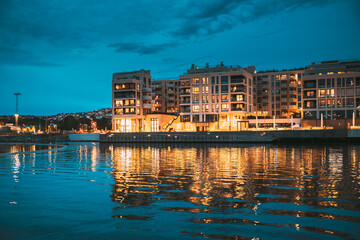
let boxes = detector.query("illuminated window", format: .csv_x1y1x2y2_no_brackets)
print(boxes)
192,78,199,85
202,77,206,84
221,104,228,111
221,95,228,102
236,95,244,101
151,118,159,132
337,99,342,107
192,95,199,103
115,108,123,114
192,87,199,94
318,90,326,98
193,105,199,112
319,99,325,108
115,100,123,107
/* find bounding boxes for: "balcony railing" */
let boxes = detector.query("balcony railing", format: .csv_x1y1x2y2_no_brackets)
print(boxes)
142,95,152,100
143,103,152,108
142,87,152,92
180,101,190,105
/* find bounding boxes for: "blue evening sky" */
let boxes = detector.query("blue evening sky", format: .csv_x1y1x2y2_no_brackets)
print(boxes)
0,0,359,115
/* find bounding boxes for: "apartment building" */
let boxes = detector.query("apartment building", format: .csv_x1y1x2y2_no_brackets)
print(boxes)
112,70,152,132
112,59,360,132
254,69,304,118
302,60,360,119
179,65,255,131
152,79,180,114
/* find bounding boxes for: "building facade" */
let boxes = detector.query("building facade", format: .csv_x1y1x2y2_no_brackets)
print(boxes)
179,65,255,131
112,60,360,132
302,60,360,119
112,70,152,132
254,69,304,118
152,79,180,114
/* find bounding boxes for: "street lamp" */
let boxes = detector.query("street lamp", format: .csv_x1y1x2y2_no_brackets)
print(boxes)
300,107,304,119
14,92,21,126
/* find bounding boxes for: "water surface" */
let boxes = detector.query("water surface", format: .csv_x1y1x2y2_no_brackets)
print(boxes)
0,142,359,239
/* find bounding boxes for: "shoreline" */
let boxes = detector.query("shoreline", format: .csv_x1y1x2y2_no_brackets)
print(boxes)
2,129,360,143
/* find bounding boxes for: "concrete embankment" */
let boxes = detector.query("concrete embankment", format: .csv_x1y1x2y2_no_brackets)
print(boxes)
99,129,360,143
0,134,69,143
3,130,359,143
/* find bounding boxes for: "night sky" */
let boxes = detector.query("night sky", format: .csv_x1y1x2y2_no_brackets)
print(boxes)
0,0,359,116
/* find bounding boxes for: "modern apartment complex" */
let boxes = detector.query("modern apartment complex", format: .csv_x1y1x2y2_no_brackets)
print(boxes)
254,69,304,118
178,65,255,131
152,79,180,114
112,70,152,132
112,59,360,132
302,60,360,120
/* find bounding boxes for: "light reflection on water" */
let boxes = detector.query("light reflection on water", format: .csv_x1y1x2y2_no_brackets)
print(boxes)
0,142,359,239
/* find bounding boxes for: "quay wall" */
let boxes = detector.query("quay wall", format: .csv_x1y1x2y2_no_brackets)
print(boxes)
0,134,69,143
68,133,100,142
99,129,360,143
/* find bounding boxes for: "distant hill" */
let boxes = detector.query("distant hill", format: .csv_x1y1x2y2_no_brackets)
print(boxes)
48,108,112,121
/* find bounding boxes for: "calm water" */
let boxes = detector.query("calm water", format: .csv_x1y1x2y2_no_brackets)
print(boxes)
0,142,359,240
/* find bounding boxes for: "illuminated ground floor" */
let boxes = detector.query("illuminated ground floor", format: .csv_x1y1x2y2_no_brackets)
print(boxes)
112,113,301,133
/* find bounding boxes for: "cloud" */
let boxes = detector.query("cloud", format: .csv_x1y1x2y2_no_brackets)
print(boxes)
109,42,176,55
172,0,335,39
0,0,342,66
0,0,173,65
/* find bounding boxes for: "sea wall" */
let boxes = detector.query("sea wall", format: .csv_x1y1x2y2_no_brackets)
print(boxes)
0,134,69,143
68,133,100,142
99,129,360,143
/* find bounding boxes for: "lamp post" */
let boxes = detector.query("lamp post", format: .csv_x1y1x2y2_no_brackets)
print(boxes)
14,92,21,126
254,111,258,129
